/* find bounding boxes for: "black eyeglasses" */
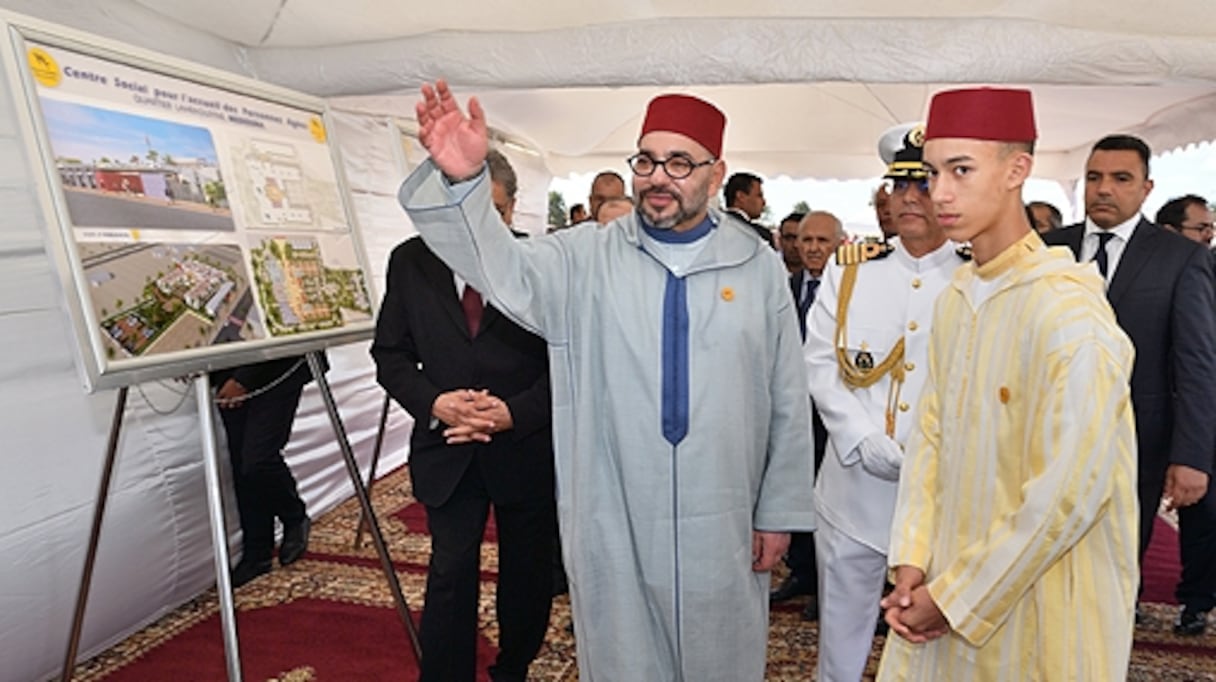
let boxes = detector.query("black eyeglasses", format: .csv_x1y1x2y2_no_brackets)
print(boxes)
889,177,930,195
627,153,715,179
1180,223,1215,235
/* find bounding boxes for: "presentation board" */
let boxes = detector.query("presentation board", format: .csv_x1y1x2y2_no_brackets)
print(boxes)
2,13,377,392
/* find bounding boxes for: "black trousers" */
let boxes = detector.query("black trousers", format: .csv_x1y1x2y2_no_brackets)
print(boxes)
786,409,829,586
1138,465,1216,612
1177,488,1216,612
418,462,556,682
219,378,307,563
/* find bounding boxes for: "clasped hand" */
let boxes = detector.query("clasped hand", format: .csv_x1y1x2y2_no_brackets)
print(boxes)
880,565,950,643
432,389,513,444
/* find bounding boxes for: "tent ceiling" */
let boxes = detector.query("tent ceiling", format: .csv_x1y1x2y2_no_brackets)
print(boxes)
132,1,1216,48
3,0,1216,180
334,83,1216,180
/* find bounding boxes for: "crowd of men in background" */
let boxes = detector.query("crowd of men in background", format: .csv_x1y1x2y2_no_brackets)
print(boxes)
552,158,1216,261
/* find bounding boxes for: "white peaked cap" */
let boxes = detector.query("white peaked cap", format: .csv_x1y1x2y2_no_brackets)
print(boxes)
877,122,921,164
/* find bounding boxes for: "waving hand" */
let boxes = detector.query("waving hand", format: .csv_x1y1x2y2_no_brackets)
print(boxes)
416,79,489,182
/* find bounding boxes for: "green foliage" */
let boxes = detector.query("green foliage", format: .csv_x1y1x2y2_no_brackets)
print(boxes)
792,200,812,214
548,190,567,228
203,181,227,204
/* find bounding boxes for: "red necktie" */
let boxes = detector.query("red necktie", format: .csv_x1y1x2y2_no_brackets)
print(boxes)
461,285,483,337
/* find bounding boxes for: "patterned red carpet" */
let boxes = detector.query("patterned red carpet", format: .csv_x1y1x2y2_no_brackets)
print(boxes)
72,467,1216,681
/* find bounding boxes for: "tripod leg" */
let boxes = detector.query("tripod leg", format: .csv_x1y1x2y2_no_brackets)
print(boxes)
354,392,392,550
197,375,244,681
60,386,128,682
307,352,422,664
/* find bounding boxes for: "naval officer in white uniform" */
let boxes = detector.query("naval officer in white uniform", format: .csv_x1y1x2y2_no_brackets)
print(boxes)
804,124,967,682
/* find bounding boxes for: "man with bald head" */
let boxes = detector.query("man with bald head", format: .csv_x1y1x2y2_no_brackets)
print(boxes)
769,210,841,621
595,195,634,224
588,170,625,222
398,80,815,681
799,212,843,271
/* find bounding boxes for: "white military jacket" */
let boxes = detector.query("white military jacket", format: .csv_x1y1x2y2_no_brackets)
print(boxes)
805,239,964,552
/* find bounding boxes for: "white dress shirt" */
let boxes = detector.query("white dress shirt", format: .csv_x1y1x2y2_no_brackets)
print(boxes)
1080,213,1141,285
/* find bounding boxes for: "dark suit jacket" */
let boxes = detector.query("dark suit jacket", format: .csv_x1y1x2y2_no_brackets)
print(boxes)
370,235,553,508
724,207,774,247
789,269,828,471
1044,219,1216,477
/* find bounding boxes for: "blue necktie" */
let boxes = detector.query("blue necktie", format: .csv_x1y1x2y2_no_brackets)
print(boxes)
797,277,818,340
1093,232,1114,278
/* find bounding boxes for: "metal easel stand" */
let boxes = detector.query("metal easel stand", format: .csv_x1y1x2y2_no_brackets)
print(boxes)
61,357,421,680
196,373,244,681
306,352,422,664
353,392,392,550
60,378,247,682
60,386,129,682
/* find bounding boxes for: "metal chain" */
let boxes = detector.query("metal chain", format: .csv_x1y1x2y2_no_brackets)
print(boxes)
131,358,308,415
135,379,194,416
211,358,307,405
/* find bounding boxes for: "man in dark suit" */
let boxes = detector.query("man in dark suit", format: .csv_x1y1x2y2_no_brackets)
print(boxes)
770,211,841,620
214,355,321,587
1043,134,1216,635
724,171,775,246
371,149,555,681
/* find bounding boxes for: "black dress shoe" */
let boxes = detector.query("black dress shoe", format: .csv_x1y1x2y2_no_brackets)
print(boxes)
770,574,814,603
279,517,311,566
231,558,272,588
800,596,819,622
1174,606,1209,636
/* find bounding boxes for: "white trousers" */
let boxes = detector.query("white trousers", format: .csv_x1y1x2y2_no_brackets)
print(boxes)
815,520,888,682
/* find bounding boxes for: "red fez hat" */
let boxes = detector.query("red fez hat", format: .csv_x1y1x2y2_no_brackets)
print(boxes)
924,87,1037,143
639,94,727,158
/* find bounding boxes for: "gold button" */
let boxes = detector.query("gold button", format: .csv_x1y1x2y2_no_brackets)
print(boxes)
911,278,922,289
899,402,910,412
904,362,915,372
908,321,919,332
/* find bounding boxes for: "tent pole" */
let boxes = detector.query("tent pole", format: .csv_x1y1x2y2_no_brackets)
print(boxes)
60,386,128,682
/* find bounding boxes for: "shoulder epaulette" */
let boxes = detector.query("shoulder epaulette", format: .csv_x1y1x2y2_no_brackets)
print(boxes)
835,240,894,266
955,244,973,261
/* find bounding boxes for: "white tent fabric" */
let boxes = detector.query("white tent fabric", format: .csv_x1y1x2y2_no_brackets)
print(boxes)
5,0,1216,181
3,2,1216,680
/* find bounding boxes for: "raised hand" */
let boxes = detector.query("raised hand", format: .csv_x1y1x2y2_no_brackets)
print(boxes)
416,79,489,182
